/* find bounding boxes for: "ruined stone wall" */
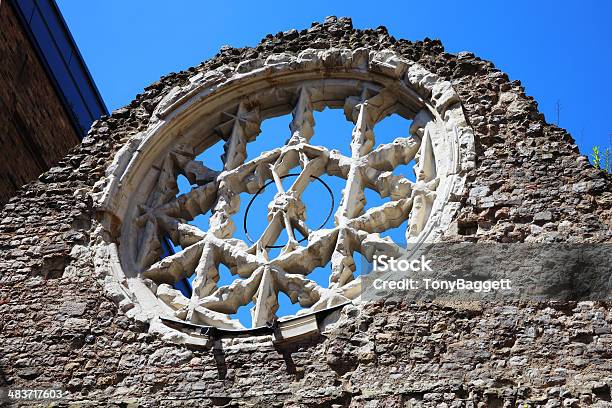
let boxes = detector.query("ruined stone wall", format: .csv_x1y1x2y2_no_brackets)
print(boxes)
0,17,611,407
0,1,80,205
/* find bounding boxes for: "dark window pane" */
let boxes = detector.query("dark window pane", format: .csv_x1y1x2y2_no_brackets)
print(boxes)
33,0,72,62
15,0,36,23
69,56,105,118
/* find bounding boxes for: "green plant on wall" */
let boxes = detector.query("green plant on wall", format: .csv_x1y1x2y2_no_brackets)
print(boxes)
591,145,611,173
592,146,601,169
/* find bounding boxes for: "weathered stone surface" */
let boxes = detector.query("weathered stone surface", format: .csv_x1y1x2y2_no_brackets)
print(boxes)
0,16,611,407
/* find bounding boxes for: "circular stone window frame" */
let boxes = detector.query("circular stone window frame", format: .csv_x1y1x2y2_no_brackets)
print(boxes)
92,48,475,346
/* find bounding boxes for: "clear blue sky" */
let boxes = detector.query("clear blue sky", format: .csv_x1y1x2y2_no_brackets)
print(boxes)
57,0,612,326
58,0,612,153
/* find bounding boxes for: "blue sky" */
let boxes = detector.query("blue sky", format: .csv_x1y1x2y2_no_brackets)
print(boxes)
58,0,612,153
57,1,612,326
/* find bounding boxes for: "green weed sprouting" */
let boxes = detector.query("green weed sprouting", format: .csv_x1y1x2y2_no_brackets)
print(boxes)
592,146,601,169
591,145,611,173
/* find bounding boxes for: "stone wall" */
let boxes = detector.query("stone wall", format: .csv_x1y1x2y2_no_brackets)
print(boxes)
0,17,611,407
0,1,80,205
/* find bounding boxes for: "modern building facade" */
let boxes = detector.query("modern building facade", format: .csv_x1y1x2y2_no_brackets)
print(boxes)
0,0,106,204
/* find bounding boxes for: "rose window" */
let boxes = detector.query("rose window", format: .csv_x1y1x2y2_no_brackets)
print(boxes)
94,48,475,343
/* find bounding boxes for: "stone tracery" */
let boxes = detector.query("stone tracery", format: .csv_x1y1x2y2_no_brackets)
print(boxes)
94,48,475,342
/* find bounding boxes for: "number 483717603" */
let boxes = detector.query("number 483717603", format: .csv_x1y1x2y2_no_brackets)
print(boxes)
5,388,64,400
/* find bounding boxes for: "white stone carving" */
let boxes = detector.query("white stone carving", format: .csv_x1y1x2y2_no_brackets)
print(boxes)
92,48,475,344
